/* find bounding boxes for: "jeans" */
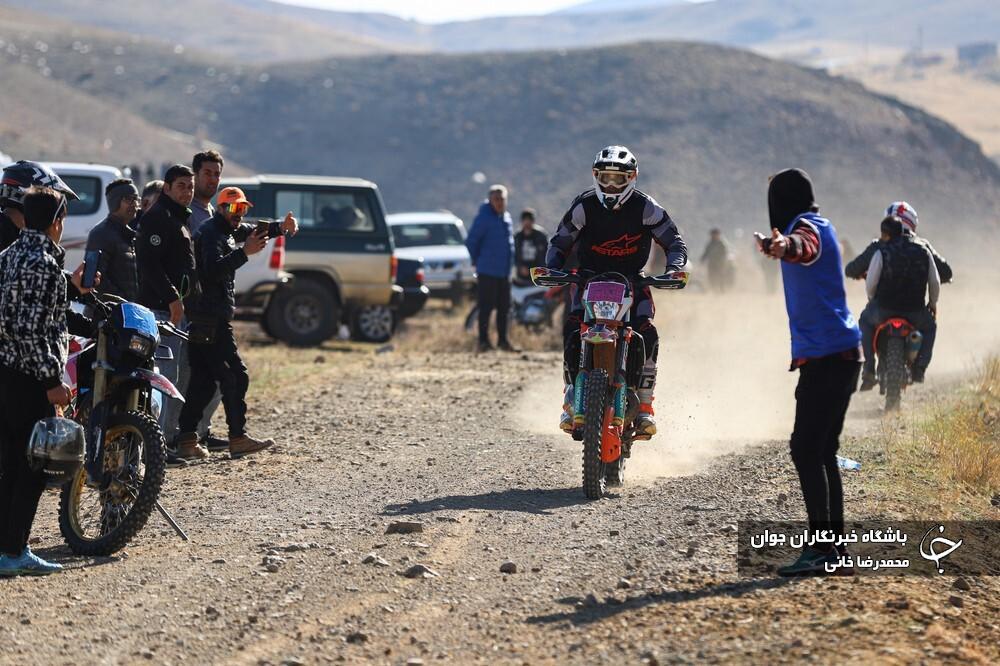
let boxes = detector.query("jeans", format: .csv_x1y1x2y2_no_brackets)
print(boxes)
789,355,860,540
154,312,221,444
477,275,511,345
859,302,937,376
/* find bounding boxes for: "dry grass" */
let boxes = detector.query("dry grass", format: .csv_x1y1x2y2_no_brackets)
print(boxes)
923,357,1000,496
393,303,563,354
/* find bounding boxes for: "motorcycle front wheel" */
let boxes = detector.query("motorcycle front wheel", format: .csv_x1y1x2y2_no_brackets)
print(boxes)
59,410,166,556
582,368,610,499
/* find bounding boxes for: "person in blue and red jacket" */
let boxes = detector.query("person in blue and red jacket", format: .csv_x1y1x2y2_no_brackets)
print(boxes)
756,168,862,577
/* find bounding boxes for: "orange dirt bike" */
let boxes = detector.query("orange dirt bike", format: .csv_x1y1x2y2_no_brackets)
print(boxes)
530,267,689,499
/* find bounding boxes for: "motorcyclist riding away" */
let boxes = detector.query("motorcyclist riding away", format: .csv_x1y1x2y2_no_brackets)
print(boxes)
861,215,939,386
845,201,950,387
546,146,688,436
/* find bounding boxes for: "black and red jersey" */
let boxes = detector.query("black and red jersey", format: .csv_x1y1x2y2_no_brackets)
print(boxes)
545,188,687,276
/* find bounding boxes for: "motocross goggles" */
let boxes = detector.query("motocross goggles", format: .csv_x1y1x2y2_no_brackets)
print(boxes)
593,169,633,193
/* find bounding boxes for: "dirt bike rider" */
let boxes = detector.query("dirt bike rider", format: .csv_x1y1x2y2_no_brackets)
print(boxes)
546,146,688,436
861,215,939,386
845,202,950,388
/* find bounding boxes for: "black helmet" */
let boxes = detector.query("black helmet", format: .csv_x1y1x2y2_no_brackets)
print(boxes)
27,417,86,487
0,160,79,210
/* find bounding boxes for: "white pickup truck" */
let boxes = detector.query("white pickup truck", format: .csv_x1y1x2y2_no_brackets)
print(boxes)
51,162,289,317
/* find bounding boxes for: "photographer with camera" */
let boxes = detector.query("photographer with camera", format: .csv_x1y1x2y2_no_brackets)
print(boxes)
174,187,297,459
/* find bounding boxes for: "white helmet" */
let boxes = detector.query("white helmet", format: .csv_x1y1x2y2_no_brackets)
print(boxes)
592,146,638,211
885,201,918,233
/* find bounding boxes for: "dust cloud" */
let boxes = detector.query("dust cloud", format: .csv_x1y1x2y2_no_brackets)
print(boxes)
512,247,1000,482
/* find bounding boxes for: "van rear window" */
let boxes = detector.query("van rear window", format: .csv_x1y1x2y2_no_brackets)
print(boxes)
276,190,376,234
58,175,102,216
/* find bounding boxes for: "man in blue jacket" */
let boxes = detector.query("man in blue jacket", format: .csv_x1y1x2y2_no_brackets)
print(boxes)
465,184,517,352
756,168,862,577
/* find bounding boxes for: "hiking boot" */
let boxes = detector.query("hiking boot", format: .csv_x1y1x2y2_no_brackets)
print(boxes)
201,434,230,452
165,448,188,469
229,434,274,459
174,432,209,460
777,546,837,577
0,547,63,577
911,366,926,383
859,372,877,392
497,340,520,352
635,404,656,438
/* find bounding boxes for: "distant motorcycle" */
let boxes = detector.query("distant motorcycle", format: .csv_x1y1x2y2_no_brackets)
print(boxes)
463,279,567,333
531,267,688,499
874,316,923,411
60,293,187,555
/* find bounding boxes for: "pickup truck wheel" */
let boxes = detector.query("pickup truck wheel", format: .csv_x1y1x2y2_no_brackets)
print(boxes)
265,278,339,347
351,305,396,343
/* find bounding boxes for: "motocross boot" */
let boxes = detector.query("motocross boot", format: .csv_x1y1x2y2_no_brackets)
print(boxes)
635,403,656,439
859,372,877,392
559,384,575,433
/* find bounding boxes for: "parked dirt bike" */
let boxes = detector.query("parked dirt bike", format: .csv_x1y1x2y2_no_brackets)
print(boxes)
874,316,923,411
463,279,567,333
60,293,187,555
531,267,689,499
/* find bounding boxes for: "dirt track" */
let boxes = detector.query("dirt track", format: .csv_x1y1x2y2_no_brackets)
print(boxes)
3,289,999,665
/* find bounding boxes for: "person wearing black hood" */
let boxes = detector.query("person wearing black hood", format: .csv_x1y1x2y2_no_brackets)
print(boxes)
756,168,862,577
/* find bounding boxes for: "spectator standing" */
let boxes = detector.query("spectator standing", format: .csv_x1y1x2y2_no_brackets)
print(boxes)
85,179,140,302
465,184,516,353
176,187,297,458
140,180,163,216
189,150,223,236
514,208,547,284
136,165,198,458
701,228,733,293
0,187,91,577
756,168,862,577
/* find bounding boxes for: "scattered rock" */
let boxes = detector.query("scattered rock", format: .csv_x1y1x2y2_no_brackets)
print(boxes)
345,631,369,644
362,553,390,567
885,597,909,610
313,355,326,364
401,564,439,579
406,659,425,666
682,504,720,512
617,578,632,590
211,558,226,565
583,592,600,607
386,521,424,535
375,344,395,355
655,537,668,547
777,493,788,504
609,529,620,537
499,561,518,574
952,577,971,591
720,524,737,535
948,595,964,608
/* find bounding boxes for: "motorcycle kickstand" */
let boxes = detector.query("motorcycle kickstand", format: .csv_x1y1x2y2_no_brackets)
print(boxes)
155,501,189,542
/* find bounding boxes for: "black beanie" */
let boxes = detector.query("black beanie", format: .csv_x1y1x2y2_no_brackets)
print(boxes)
768,168,817,230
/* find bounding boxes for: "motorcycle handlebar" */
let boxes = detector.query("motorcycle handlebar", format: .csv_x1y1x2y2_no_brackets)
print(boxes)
529,267,689,291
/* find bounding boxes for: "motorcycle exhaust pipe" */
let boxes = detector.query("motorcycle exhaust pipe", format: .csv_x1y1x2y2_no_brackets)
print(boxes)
906,330,923,364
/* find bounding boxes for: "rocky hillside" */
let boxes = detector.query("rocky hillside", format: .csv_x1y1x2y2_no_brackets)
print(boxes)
2,13,998,244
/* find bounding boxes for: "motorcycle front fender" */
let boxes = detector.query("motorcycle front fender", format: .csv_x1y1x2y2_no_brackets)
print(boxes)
130,368,184,402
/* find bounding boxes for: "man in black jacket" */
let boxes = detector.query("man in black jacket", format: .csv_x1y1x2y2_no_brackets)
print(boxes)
513,208,547,284
85,179,140,302
136,165,196,454
175,187,297,459
844,201,950,386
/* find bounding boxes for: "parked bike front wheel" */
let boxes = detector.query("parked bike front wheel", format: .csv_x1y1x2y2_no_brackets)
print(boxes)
59,410,166,556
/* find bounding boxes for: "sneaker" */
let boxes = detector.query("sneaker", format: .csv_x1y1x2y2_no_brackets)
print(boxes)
777,546,836,577
165,448,188,469
229,434,274,459
477,341,494,353
174,432,209,460
201,434,230,452
0,547,63,577
635,405,656,438
497,341,520,352
859,373,877,392
911,367,926,383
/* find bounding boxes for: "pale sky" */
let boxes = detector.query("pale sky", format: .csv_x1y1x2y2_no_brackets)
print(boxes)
275,0,583,24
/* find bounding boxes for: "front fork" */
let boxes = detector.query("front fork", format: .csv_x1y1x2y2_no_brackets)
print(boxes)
573,326,631,462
